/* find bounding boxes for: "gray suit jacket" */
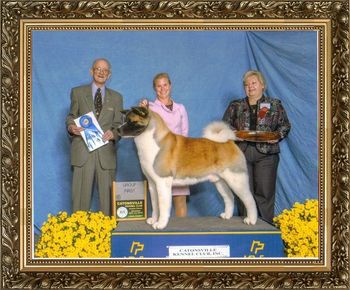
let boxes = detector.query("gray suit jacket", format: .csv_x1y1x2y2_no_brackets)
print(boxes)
66,84,123,169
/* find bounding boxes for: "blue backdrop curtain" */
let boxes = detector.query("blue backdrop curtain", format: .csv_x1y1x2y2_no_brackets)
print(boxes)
32,30,318,232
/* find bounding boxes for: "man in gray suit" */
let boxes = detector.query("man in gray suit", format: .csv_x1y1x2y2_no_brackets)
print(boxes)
66,58,123,216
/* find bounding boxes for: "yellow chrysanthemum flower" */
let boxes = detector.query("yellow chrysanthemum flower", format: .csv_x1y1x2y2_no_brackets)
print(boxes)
35,211,117,258
274,199,318,258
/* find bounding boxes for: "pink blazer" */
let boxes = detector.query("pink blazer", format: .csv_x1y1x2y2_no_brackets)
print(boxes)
148,99,189,137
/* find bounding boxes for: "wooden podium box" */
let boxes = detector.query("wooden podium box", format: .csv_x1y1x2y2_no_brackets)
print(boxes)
111,217,285,258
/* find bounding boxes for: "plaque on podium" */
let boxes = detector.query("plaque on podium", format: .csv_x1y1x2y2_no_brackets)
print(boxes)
112,181,147,221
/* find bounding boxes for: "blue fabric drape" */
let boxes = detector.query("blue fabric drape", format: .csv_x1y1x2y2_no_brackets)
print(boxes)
32,30,318,231
245,31,318,214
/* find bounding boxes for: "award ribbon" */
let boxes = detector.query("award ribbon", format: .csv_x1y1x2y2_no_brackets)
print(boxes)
79,115,104,151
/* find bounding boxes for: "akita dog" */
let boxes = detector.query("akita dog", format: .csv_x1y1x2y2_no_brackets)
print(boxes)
117,107,257,230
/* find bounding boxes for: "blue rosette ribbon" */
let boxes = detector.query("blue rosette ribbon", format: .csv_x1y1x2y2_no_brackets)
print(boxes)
79,115,104,151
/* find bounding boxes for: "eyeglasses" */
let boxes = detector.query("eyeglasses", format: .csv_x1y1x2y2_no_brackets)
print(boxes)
93,67,110,74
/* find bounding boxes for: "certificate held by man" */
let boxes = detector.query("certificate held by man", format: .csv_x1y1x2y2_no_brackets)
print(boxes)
74,111,108,152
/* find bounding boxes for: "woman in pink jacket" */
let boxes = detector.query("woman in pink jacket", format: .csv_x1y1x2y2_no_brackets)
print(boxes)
140,72,190,217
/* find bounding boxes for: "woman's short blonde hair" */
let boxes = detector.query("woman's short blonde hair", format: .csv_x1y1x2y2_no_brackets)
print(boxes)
243,70,267,90
153,72,171,89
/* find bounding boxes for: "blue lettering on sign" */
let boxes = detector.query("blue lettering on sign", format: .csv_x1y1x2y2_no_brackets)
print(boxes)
123,183,136,188
124,189,135,193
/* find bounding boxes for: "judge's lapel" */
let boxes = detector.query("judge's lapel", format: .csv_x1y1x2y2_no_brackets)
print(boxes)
82,86,94,113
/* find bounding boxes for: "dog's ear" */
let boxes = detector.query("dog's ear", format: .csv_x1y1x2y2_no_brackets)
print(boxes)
131,106,149,117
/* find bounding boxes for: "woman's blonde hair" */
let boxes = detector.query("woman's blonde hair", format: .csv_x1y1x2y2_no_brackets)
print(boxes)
243,70,267,90
153,72,171,89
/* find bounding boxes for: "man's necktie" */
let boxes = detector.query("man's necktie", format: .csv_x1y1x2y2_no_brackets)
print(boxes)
94,88,102,118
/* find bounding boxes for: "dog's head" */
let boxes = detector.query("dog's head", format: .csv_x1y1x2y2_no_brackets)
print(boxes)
117,106,150,137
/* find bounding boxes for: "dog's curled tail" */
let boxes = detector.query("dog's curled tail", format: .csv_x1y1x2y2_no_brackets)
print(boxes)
202,121,237,142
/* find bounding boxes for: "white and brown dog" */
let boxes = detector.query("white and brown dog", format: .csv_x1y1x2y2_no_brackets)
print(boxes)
117,107,257,229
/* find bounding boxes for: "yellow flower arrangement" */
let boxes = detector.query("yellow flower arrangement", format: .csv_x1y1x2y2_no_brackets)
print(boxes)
273,199,318,258
35,211,117,258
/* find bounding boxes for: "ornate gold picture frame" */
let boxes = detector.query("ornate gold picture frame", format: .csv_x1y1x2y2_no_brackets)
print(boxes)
1,1,349,289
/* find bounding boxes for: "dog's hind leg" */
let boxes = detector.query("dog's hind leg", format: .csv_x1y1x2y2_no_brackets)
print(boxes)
214,179,235,219
220,170,258,225
146,179,159,226
152,177,173,230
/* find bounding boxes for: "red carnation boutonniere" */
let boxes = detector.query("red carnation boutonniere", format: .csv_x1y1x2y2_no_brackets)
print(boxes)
258,106,269,119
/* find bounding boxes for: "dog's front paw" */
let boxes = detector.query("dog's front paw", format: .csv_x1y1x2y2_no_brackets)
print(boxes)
146,217,157,225
243,216,257,225
220,212,232,220
152,219,168,230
